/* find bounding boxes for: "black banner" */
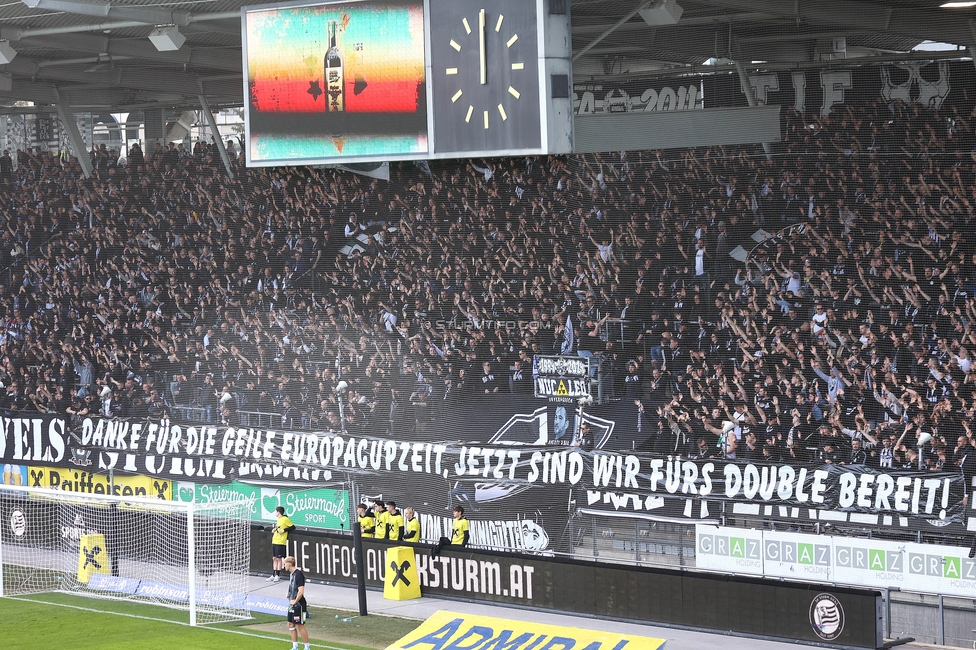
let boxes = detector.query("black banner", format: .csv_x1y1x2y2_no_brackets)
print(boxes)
703,60,976,118
580,61,976,121
252,527,883,649
1,411,971,551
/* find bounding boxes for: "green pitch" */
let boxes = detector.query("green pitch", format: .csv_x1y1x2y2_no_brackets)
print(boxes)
0,592,422,650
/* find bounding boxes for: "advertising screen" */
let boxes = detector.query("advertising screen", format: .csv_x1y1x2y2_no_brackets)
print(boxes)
244,0,428,163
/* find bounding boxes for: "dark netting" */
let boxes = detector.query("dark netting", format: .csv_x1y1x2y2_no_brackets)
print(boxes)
0,60,974,572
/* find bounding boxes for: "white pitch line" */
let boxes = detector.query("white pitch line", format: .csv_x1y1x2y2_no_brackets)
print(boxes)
6,595,348,650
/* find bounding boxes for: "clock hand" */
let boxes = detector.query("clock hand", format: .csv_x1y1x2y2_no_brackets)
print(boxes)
479,8,486,85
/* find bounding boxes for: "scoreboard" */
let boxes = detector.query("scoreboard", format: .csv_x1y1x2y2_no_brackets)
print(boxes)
241,0,573,166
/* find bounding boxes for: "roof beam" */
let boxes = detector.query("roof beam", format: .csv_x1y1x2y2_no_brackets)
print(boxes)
2,56,241,102
4,20,150,41
22,0,191,26
0,81,234,110
572,11,776,33
54,88,94,177
17,34,242,71
1,18,240,41
577,49,972,83
182,22,241,38
885,10,973,46
697,0,973,45
737,30,867,44
573,0,652,61
0,78,129,105
694,0,891,31
574,25,731,59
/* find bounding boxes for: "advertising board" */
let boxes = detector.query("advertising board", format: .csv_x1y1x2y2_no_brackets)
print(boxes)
175,480,349,531
253,527,884,649
697,525,976,599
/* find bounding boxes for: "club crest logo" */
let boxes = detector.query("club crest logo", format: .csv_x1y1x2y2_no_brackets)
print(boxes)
10,509,26,536
809,593,845,641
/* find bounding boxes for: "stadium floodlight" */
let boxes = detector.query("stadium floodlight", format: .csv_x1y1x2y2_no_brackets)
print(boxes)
0,485,250,625
639,0,683,26
149,25,186,52
0,41,17,64
941,2,976,7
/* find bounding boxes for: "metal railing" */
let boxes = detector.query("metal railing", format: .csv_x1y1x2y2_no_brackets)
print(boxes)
171,405,210,422
166,402,285,429
236,410,282,428
568,514,696,570
887,591,976,648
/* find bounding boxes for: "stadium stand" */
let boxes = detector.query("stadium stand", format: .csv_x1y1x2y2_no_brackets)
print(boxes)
0,98,973,494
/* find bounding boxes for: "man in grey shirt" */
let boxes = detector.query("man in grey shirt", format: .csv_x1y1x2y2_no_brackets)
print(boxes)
284,556,309,650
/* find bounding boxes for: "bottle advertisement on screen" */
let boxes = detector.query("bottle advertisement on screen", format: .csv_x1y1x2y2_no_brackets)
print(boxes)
244,0,429,162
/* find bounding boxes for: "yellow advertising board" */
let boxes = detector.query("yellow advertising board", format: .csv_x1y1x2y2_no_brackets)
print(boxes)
386,610,667,650
76,533,110,583
28,467,172,500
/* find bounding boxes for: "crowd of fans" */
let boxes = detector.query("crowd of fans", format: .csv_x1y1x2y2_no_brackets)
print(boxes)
0,97,973,485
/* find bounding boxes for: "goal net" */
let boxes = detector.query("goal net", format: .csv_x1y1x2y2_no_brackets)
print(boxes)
0,484,251,625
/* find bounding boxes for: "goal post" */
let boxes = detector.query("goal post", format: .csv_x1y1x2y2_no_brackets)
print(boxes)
0,484,251,625
0,500,5,600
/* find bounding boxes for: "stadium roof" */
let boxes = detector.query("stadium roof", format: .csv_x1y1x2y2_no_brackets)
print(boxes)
0,0,968,111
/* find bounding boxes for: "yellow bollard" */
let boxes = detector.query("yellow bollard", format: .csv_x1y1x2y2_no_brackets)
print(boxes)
383,546,422,600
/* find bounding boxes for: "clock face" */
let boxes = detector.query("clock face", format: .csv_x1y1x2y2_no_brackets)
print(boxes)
429,0,541,154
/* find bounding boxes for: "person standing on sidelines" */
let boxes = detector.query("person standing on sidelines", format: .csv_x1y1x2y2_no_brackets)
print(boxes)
372,500,389,541
386,501,404,541
403,507,420,542
430,505,469,557
267,506,295,582
284,556,310,650
356,502,375,538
